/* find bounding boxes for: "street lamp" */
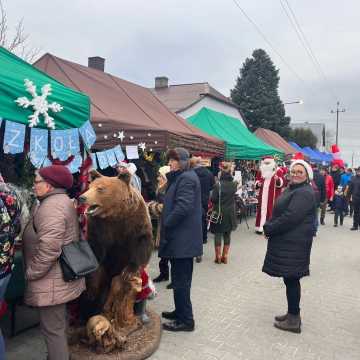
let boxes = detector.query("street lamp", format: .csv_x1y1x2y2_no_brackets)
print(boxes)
330,101,346,146
284,100,304,105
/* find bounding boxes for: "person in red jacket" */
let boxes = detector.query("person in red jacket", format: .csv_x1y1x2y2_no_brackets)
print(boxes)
320,167,334,225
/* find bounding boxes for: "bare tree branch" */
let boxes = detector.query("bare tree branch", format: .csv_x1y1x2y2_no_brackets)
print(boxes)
0,0,41,62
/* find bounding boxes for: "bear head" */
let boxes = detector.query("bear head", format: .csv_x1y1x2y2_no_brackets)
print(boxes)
79,170,142,219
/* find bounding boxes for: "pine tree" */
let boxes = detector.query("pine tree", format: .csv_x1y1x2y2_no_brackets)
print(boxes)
231,49,291,138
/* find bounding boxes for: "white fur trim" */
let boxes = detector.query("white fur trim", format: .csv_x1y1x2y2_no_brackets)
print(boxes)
290,160,313,180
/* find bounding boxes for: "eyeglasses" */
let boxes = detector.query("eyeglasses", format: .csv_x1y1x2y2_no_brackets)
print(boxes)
290,170,305,176
34,179,45,185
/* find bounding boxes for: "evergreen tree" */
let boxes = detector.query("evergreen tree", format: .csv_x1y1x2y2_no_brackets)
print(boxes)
288,128,318,149
231,49,291,138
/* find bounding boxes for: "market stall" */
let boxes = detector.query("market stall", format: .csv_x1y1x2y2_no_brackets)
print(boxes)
187,107,284,160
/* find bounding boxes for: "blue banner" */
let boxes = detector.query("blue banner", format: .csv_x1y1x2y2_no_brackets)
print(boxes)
67,128,80,156
67,154,82,174
3,121,26,154
79,120,96,149
29,153,46,168
51,130,69,160
30,128,48,157
113,145,125,162
42,158,52,167
90,153,98,169
105,149,117,167
96,151,109,170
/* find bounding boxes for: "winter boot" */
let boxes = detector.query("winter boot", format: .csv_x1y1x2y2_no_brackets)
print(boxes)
153,273,169,283
134,300,150,324
221,245,230,264
274,313,301,334
274,313,288,322
214,246,222,264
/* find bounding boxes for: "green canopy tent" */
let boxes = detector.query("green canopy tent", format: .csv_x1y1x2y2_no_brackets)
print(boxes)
0,46,89,129
187,107,284,160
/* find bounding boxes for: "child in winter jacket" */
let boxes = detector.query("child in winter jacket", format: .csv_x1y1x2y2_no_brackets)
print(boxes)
134,266,156,324
333,186,347,226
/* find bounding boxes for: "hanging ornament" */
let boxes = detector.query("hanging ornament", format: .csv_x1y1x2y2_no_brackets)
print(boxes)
117,131,125,142
147,133,152,137
98,123,102,128
130,136,134,140
154,140,158,144
15,79,63,129
104,135,108,140
138,142,146,151
113,133,117,138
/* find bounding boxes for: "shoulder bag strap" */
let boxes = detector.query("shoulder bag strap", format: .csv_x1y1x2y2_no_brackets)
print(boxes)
218,181,221,214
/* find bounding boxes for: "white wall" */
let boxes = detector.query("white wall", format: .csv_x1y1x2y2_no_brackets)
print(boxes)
178,96,246,126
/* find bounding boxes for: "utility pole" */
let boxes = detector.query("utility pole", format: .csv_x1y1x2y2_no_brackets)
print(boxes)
330,101,345,145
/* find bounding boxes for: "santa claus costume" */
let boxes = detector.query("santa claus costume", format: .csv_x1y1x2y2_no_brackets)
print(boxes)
255,157,285,234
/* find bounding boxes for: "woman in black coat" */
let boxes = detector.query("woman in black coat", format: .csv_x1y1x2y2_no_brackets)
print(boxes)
210,163,237,264
262,159,316,334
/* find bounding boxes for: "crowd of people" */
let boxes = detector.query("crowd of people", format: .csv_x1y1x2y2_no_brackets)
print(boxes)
0,148,359,359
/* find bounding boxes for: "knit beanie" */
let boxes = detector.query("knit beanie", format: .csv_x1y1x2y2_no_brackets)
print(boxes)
290,160,313,181
166,147,190,170
38,165,73,189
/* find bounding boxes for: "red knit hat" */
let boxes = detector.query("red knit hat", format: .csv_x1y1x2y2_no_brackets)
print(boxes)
38,165,73,189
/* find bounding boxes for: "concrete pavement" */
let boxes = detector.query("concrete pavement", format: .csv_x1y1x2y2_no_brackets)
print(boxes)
5,215,360,360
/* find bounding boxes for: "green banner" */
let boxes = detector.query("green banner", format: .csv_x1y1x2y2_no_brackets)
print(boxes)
0,46,90,130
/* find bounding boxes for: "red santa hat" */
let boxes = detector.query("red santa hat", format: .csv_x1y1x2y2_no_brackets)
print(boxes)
290,157,313,181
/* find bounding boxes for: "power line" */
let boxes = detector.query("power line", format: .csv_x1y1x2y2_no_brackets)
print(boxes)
230,0,306,84
280,0,338,101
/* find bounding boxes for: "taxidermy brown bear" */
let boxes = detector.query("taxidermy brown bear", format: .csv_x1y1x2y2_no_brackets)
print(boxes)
78,170,153,321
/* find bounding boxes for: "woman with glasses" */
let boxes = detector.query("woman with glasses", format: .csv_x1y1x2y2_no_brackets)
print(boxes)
262,156,316,334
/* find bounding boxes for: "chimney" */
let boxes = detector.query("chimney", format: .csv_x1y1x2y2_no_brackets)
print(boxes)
155,76,169,89
88,56,105,71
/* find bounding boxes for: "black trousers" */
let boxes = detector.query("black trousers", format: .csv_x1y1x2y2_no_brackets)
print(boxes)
353,201,360,228
283,278,301,315
334,209,344,225
159,258,169,278
202,207,208,243
170,258,194,325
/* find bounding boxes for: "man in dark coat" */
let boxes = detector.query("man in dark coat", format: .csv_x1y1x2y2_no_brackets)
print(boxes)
191,156,215,263
159,148,202,332
347,167,360,230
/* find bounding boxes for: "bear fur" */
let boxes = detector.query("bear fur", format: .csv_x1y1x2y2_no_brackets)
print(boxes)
79,170,153,320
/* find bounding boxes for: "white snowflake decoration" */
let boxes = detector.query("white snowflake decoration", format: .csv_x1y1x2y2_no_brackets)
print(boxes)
138,142,146,151
15,79,63,129
117,131,125,142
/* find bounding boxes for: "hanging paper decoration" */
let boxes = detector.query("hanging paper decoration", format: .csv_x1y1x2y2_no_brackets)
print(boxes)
67,128,80,155
138,142,146,151
15,79,63,129
29,152,46,168
67,154,83,174
50,130,69,160
30,128,48,157
105,149,117,167
79,120,97,149
3,121,26,154
42,157,52,167
96,151,109,170
126,145,139,160
113,145,125,162
90,153,98,169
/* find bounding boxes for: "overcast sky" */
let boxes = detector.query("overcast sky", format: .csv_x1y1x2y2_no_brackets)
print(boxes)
4,0,360,165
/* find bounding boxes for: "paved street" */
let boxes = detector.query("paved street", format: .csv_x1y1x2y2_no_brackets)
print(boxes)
5,215,360,360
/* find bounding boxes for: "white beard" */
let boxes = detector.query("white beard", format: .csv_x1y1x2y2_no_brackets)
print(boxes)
260,160,276,179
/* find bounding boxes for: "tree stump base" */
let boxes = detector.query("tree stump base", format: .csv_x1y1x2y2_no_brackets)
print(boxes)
69,308,161,360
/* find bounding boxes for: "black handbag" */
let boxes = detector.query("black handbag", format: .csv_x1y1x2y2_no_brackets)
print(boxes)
59,240,99,282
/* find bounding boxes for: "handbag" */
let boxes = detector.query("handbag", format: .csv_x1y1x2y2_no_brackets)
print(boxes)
59,240,99,282
207,181,223,225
